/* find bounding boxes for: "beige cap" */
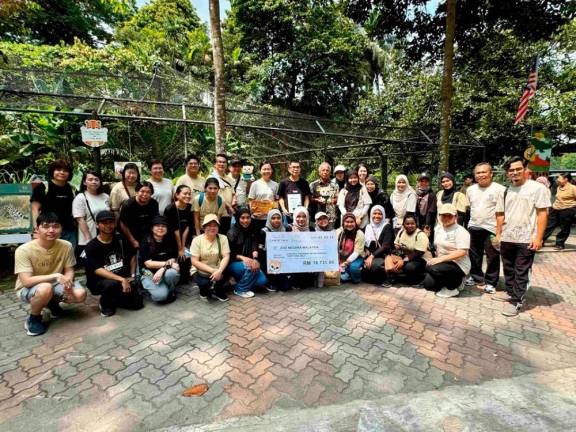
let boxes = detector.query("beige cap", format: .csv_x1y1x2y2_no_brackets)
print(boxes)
438,203,457,215
334,164,346,173
202,214,220,226
314,211,328,221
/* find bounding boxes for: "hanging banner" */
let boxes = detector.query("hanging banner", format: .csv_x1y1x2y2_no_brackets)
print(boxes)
524,131,552,172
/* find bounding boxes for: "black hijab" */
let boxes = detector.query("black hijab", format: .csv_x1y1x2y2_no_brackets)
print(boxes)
344,170,362,211
227,208,257,258
440,172,456,204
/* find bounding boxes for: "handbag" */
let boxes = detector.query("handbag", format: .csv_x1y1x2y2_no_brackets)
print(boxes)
385,254,404,273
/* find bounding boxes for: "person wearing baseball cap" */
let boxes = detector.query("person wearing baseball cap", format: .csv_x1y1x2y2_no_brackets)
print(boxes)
332,165,347,191
139,215,180,304
84,210,144,317
422,203,471,299
226,155,250,209
190,214,231,302
415,172,437,238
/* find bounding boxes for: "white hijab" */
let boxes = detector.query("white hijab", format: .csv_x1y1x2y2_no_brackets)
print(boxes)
364,205,387,246
391,174,415,217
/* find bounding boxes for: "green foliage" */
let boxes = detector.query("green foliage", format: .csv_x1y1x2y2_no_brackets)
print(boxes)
116,0,210,77
0,0,135,46
226,0,371,115
552,153,576,170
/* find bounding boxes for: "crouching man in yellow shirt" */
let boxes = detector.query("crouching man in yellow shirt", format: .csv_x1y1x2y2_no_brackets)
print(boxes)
15,212,87,336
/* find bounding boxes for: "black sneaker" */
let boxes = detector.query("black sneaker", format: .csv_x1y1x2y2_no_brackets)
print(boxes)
265,285,277,293
25,315,47,336
47,300,66,319
212,292,229,302
99,304,116,317
158,291,177,305
381,280,394,288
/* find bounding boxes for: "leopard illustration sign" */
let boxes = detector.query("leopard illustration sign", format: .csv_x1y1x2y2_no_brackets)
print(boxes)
81,119,108,148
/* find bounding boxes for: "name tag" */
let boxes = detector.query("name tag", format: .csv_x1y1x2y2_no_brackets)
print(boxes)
105,261,124,272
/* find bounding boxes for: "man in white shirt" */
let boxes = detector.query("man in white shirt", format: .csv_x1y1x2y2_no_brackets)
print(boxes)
148,159,174,215
175,154,205,200
494,156,550,317
465,162,506,294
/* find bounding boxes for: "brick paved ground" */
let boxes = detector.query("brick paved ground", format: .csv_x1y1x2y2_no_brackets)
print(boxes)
1,239,575,431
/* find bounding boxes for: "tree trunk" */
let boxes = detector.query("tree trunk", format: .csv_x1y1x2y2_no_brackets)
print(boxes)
438,0,457,173
209,0,226,154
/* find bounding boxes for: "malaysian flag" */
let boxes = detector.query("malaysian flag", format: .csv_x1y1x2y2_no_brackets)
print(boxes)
514,57,539,125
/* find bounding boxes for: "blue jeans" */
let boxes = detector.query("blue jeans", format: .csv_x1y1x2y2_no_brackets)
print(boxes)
142,268,179,302
342,257,364,284
228,261,268,293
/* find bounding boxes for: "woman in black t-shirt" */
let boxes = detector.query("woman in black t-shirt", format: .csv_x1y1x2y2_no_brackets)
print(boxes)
165,185,194,283
31,159,77,248
139,216,180,303
119,181,159,250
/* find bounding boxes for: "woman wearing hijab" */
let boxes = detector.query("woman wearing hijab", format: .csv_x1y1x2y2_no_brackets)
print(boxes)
391,175,417,231
258,209,289,291
335,213,365,283
365,176,395,223
436,172,469,226
227,208,269,298
288,206,317,288
414,172,437,236
363,205,395,284
337,170,372,228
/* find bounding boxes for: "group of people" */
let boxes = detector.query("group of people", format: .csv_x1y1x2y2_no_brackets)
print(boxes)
14,153,575,336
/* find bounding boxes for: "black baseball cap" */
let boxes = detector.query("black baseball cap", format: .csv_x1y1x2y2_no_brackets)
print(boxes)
96,210,115,222
151,215,168,226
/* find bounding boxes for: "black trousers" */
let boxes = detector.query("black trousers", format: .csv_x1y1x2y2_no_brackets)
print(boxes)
219,216,232,234
88,279,144,311
468,227,500,286
500,242,535,303
402,258,427,285
423,262,464,292
194,273,227,297
544,207,575,247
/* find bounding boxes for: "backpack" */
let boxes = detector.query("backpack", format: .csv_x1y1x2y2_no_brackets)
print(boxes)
198,192,222,208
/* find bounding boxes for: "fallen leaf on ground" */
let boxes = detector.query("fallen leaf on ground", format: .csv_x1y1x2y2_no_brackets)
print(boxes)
182,383,209,397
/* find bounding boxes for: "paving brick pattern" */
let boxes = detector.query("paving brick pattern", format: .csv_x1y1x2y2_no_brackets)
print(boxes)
1,248,575,431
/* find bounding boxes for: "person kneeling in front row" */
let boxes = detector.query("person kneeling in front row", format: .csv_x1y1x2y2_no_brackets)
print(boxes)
139,216,180,304
14,212,87,336
423,204,471,298
84,210,144,317
191,214,230,302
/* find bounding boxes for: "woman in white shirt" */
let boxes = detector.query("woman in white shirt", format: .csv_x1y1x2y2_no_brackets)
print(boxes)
423,203,470,298
248,161,279,231
72,171,110,258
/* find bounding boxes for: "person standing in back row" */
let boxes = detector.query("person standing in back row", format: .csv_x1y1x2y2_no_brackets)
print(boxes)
494,156,550,317
465,162,506,294
147,160,174,215
176,154,205,201
278,160,311,225
543,173,576,250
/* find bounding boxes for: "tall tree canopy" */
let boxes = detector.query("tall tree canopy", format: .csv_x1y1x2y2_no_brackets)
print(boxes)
226,0,371,116
0,0,134,46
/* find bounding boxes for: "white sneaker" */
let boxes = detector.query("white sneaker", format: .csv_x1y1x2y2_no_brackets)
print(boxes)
436,288,460,298
483,284,496,294
234,290,255,298
464,277,476,287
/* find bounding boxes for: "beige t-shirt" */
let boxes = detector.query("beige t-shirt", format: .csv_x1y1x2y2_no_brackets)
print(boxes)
192,194,227,222
394,228,433,261
434,223,471,274
14,239,76,290
109,182,136,211
190,234,230,274
553,183,576,210
175,175,206,200
466,182,506,234
496,179,551,244
436,190,469,214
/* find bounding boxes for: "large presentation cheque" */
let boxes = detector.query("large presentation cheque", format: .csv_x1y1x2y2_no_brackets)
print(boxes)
266,231,339,274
